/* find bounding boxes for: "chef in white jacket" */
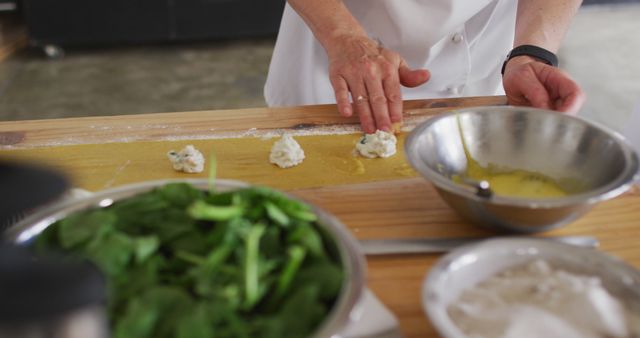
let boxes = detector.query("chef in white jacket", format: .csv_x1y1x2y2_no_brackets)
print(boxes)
264,0,586,133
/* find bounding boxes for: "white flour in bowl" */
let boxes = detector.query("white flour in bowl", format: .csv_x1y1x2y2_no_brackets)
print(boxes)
448,259,640,338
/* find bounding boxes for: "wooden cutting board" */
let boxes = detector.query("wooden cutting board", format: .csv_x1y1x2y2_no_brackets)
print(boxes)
291,177,640,258
290,178,640,338
3,95,639,337
0,96,508,148
0,133,417,191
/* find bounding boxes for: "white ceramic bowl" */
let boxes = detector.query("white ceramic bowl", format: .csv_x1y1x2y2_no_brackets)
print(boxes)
422,237,640,338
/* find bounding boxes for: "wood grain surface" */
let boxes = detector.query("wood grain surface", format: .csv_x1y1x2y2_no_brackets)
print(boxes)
0,96,507,148
2,95,639,338
291,178,640,338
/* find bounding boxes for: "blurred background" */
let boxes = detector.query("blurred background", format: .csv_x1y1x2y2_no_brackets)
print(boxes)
0,0,637,134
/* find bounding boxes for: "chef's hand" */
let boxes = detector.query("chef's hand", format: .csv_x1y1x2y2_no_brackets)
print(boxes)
502,55,585,114
326,35,430,133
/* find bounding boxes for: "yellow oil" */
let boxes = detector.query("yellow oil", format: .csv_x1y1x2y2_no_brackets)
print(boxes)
453,114,568,199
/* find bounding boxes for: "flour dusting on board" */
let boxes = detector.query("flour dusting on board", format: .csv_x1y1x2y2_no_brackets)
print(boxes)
5,115,431,149
102,160,132,189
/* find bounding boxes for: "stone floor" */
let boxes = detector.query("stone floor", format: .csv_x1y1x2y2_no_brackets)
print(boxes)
0,38,275,120
0,3,639,134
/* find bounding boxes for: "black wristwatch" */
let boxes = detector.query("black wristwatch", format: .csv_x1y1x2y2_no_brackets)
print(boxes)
501,44,558,75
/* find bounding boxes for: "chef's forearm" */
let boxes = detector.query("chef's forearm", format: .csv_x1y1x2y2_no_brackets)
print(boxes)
514,0,583,52
286,0,367,54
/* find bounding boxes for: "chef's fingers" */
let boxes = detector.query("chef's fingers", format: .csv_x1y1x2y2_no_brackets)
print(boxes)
350,82,376,134
355,98,376,134
505,62,584,115
330,75,353,117
399,59,431,88
364,74,392,132
555,91,585,115
546,69,585,115
521,82,552,109
383,67,403,125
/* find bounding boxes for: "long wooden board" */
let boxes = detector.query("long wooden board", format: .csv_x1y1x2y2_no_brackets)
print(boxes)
4,95,638,338
0,96,507,148
290,178,640,338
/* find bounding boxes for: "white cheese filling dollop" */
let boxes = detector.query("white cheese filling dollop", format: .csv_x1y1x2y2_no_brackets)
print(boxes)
167,145,205,173
356,130,397,158
269,134,305,168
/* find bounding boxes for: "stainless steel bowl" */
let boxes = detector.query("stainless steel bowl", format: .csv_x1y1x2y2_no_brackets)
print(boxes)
422,238,640,338
3,179,366,338
405,106,640,233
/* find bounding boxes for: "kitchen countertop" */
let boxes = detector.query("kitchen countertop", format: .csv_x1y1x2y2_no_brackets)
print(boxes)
1,95,639,338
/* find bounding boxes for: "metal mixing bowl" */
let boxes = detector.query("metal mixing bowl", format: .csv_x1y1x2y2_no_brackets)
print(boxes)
3,179,366,338
405,106,640,233
422,238,640,338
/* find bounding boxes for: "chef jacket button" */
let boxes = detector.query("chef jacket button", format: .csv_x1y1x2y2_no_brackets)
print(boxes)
447,86,460,95
451,33,464,43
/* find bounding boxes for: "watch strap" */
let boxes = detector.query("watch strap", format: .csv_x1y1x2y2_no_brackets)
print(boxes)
501,44,558,75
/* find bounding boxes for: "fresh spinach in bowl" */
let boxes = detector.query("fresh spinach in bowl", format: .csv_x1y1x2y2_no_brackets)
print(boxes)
33,182,344,338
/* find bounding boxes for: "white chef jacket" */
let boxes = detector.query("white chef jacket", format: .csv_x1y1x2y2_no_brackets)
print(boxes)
264,0,517,107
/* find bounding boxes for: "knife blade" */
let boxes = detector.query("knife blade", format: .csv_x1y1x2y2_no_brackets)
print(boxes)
359,236,599,255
